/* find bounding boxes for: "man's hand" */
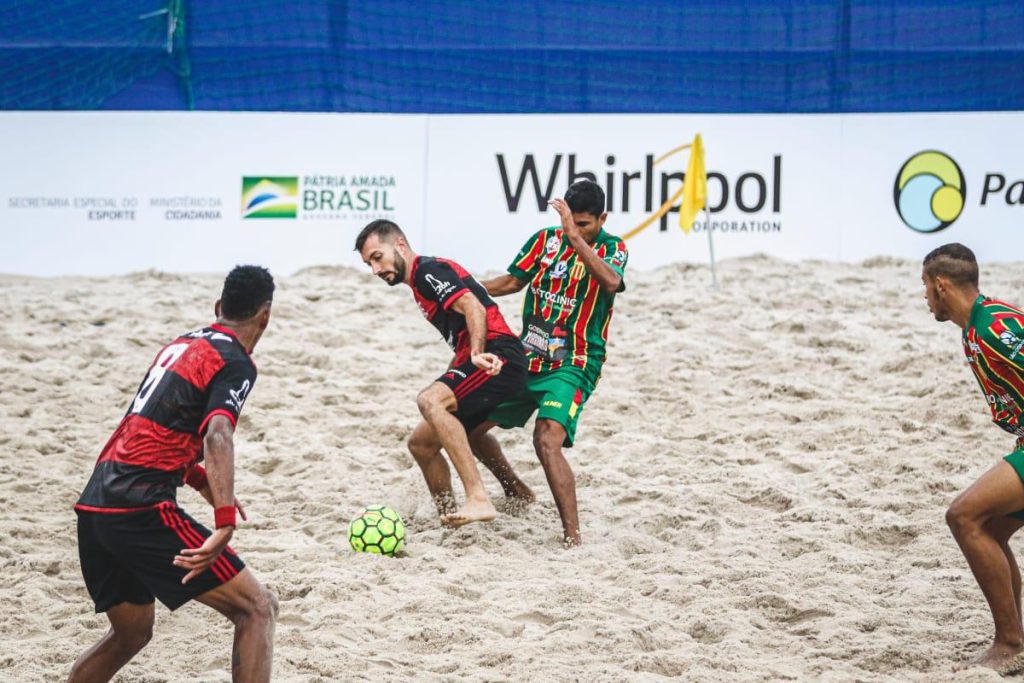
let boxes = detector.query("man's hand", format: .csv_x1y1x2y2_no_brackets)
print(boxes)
471,352,504,376
549,198,580,242
173,526,233,584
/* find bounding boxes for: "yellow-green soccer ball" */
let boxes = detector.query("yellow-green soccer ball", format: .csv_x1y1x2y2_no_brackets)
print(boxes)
347,505,405,556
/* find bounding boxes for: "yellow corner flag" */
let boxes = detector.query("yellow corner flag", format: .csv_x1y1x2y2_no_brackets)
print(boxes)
678,133,706,234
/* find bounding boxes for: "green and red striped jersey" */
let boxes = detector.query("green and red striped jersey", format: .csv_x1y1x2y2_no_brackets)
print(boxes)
507,226,627,376
963,295,1024,440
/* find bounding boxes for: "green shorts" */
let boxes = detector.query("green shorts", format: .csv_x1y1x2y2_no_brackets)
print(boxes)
1003,446,1024,521
487,365,597,447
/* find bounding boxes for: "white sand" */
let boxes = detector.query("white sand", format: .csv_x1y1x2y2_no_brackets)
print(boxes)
1,256,1020,682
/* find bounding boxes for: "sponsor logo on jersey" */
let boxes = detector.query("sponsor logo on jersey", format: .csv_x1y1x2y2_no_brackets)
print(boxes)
227,379,251,412
550,261,569,279
530,286,577,310
542,400,563,408
187,328,234,344
425,273,456,298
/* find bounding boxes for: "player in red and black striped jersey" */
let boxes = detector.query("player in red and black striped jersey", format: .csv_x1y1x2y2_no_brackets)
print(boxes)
356,219,532,529
925,244,1024,673
69,266,278,683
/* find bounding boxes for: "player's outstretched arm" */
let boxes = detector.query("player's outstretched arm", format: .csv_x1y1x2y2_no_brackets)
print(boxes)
174,415,237,583
481,274,527,297
451,294,503,376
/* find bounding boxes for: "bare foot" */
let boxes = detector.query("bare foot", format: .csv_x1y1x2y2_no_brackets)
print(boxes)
563,533,582,550
440,499,497,528
959,642,1024,674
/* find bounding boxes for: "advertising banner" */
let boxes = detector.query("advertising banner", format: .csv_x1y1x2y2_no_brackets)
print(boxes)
1,111,1020,276
0,112,426,276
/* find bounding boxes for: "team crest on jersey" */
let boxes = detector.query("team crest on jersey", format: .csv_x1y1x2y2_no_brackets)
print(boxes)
540,235,562,267
227,379,251,412
999,330,1024,359
610,249,626,267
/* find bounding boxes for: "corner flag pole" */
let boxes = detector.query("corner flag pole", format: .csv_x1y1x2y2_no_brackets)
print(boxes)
704,207,718,289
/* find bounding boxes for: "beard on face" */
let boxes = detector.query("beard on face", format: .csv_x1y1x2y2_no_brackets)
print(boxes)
387,251,407,287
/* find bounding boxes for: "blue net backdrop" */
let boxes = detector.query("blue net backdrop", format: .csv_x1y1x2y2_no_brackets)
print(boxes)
1,0,1022,112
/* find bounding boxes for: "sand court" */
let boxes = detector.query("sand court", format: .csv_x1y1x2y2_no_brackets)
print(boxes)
1,256,1019,682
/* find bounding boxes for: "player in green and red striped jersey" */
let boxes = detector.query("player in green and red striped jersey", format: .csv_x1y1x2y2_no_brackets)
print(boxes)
470,179,627,548
927,243,1024,673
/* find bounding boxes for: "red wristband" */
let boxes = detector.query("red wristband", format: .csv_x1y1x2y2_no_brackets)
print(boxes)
214,506,237,529
183,465,208,491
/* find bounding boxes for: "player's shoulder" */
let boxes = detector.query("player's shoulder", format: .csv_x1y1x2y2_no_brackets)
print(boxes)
415,255,457,281
976,298,1024,352
982,298,1024,320
532,226,561,243
433,255,469,276
182,326,253,368
597,228,627,248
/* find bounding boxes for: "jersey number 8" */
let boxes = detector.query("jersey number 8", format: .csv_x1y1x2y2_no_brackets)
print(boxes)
131,343,188,414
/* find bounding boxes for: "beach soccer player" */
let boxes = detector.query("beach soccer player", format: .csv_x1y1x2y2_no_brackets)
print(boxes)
69,266,278,683
925,243,1024,673
355,219,530,528
470,179,628,548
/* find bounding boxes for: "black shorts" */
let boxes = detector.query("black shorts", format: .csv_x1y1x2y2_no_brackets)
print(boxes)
76,501,245,612
436,337,527,432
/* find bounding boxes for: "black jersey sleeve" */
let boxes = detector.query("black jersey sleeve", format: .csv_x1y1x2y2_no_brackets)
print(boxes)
199,359,257,434
414,259,470,310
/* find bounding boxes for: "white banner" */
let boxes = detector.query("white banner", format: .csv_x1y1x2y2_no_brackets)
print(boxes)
0,112,426,276
424,114,842,272
839,112,1024,263
1,111,1021,277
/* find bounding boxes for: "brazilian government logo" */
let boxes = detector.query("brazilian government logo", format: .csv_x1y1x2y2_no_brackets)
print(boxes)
241,177,298,219
893,151,966,233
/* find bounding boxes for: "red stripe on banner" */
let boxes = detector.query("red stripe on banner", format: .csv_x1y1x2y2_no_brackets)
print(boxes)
160,504,228,583
173,507,238,582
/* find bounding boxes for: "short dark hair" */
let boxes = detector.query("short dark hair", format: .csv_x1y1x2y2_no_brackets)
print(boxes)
565,179,605,217
923,243,979,288
355,219,406,252
220,265,275,320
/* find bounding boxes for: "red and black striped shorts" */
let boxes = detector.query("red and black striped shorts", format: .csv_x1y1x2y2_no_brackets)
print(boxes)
436,337,527,433
76,501,245,612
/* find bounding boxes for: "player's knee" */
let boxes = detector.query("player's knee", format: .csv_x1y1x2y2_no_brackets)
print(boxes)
532,425,562,462
113,620,153,654
243,585,278,625
261,587,279,622
946,500,974,536
407,432,432,461
415,389,438,417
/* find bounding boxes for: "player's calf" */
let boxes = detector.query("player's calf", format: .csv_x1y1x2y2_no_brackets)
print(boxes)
68,603,155,683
